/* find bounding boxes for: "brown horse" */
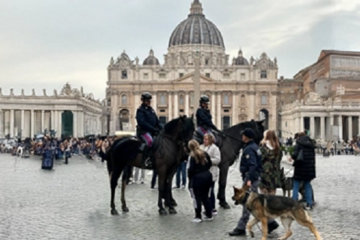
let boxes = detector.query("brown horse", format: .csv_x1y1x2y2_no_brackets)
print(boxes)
106,116,194,215
212,120,265,209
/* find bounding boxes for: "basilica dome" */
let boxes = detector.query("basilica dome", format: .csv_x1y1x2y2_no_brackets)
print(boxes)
168,0,225,49
233,49,249,65
143,49,160,65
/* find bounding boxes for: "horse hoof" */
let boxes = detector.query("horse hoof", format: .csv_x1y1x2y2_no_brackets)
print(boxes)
122,206,129,212
159,209,168,215
220,202,231,209
171,201,178,207
111,209,119,215
169,208,177,214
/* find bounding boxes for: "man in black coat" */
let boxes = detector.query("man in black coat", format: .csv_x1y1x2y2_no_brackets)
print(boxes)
136,92,163,168
290,132,316,210
196,95,218,139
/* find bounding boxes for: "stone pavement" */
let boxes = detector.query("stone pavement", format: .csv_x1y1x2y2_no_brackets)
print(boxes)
0,153,359,240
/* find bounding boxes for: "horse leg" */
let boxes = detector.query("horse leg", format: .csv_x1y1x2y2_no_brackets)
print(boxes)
121,165,131,212
157,168,167,215
110,165,122,215
217,163,231,209
166,165,178,214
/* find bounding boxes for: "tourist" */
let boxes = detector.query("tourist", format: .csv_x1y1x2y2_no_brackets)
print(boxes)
200,133,220,215
134,167,145,184
187,139,213,223
175,159,187,189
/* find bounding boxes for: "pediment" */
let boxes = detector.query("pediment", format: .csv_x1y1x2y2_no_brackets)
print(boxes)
172,72,215,83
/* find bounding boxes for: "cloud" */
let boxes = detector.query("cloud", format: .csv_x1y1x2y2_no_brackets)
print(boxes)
0,0,359,99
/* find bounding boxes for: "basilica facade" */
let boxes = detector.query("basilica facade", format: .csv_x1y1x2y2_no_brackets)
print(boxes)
106,0,279,133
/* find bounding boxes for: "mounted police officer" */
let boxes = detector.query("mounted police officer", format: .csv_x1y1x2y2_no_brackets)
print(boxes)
196,95,219,140
136,92,163,168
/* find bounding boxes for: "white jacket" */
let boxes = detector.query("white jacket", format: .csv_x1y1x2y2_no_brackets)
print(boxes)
200,144,221,182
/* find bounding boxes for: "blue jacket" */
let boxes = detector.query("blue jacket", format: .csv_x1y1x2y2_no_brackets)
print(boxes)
136,104,162,133
240,140,262,183
196,107,216,130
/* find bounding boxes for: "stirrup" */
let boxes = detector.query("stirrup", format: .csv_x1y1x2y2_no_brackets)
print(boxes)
144,158,152,168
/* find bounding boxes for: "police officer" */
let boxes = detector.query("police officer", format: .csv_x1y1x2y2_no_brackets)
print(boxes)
136,92,163,168
229,128,263,237
196,95,218,138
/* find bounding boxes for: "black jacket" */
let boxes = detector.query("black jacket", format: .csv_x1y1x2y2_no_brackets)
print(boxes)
240,140,263,183
136,104,162,133
196,107,216,130
188,153,212,188
291,136,316,181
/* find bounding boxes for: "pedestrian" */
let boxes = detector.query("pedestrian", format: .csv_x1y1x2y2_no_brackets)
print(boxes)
289,131,316,210
200,133,220,215
175,160,187,189
229,128,262,236
258,130,282,234
187,139,213,223
134,167,145,184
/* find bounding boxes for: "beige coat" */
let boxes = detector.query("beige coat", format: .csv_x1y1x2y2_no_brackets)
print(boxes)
200,144,221,182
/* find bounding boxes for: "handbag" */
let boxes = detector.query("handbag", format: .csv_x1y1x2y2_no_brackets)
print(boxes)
293,149,304,167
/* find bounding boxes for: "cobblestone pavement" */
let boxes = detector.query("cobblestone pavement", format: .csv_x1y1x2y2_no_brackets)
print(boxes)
0,153,359,240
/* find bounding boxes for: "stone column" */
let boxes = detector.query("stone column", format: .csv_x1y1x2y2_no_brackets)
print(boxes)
211,93,215,118
58,111,62,138
232,93,237,125
168,91,172,120
30,110,34,138
348,116,353,140
174,91,178,117
358,115,360,136
330,115,334,126
338,115,343,141
185,92,189,117
320,116,325,140
310,116,315,139
248,91,255,120
0,110,3,138
41,110,45,133
10,109,14,138
217,92,221,128
152,92,157,113
79,111,84,137
21,110,25,138
73,111,78,138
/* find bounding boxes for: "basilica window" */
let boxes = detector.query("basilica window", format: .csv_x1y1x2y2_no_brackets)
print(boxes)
143,73,149,80
121,95,127,105
121,70,128,79
190,92,194,106
206,73,211,78
240,95,245,105
223,94,230,105
260,70,267,79
159,116,167,125
261,95,267,105
241,73,246,80
179,95,184,106
179,73,184,78
223,73,230,79
160,94,166,106
222,116,231,130
205,59,209,65
159,73,166,79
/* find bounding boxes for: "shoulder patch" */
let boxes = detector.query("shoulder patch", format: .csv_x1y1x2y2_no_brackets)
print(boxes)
246,154,250,159
256,149,261,156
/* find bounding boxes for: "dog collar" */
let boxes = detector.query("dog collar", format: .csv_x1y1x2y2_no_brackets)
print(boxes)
241,191,251,204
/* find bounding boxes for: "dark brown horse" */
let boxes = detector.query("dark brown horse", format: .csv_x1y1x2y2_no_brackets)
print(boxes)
106,116,194,215
214,120,265,209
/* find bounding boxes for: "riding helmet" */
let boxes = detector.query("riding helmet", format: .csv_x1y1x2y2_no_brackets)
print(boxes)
199,95,210,104
141,92,152,101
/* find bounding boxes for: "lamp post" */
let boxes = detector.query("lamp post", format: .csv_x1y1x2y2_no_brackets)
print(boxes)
193,49,201,121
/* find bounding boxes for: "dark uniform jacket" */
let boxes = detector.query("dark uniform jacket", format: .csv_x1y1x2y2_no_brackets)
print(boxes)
136,104,162,134
240,140,263,183
187,153,212,188
291,136,316,181
196,107,216,130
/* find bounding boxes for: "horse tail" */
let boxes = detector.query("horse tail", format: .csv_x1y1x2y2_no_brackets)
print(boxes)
106,149,113,176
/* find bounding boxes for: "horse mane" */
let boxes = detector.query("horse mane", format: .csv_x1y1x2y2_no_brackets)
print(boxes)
164,117,181,134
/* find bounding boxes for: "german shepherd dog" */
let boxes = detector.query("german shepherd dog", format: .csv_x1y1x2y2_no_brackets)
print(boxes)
232,186,322,240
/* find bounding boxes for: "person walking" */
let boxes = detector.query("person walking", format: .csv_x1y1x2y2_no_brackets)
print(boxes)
200,133,220,215
290,131,316,210
258,130,282,234
229,128,262,236
187,140,213,223
175,160,187,189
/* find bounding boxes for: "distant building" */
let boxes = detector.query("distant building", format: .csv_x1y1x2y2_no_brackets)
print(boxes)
0,83,103,139
105,0,279,133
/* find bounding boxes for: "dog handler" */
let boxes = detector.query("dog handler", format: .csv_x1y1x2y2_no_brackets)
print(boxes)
229,128,262,236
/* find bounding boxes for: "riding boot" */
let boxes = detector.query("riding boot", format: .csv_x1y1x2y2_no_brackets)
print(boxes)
142,146,153,169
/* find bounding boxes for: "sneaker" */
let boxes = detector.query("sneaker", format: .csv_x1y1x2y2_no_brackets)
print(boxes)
304,204,313,210
191,218,202,223
228,228,246,236
181,185,185,190
140,179,144,184
203,216,213,221
212,209,218,215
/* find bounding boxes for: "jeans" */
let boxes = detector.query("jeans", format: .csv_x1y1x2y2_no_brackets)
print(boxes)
176,162,187,187
292,179,313,206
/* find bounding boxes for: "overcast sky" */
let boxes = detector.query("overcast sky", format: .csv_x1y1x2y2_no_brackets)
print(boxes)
0,0,359,100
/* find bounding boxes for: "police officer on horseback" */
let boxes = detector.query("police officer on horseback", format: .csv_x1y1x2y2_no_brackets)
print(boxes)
196,95,219,139
136,92,163,168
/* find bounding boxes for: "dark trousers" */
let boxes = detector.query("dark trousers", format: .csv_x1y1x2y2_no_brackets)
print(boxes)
191,172,212,219
209,181,215,210
151,170,158,188
176,162,187,187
